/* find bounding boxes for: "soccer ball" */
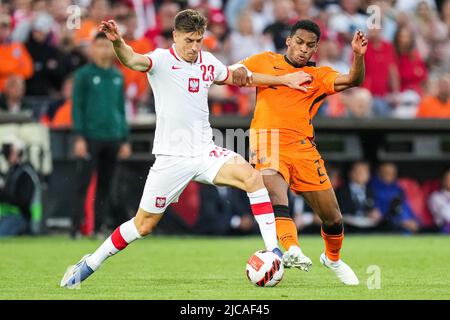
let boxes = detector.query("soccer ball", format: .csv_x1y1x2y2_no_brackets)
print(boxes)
245,250,284,287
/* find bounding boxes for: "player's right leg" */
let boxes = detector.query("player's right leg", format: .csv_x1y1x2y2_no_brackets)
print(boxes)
210,154,282,257
60,208,163,288
262,170,312,271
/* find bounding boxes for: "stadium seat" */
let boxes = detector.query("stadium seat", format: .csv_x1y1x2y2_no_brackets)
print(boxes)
421,179,441,228
398,178,426,225
170,182,201,227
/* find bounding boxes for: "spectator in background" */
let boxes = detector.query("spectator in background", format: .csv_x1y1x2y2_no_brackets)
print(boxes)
0,14,33,93
263,0,293,52
0,136,42,237
336,161,382,231
0,75,32,117
25,13,65,97
442,0,450,32
195,185,257,235
229,10,274,63
394,26,428,95
390,25,428,118
116,12,153,118
342,87,374,118
428,169,450,233
363,25,400,117
205,10,229,63
370,0,398,42
430,0,450,73
370,162,420,233
416,73,450,118
293,0,317,21
71,32,131,239
40,76,73,128
318,39,349,74
145,2,180,46
411,0,448,56
328,0,367,44
59,29,88,77
74,0,111,48
248,0,274,35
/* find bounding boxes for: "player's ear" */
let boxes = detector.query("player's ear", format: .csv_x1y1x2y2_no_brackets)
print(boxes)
286,36,291,47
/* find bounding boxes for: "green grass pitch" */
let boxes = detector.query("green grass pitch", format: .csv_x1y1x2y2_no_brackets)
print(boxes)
1,235,449,300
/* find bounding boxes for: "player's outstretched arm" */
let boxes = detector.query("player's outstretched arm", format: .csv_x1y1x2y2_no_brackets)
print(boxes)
252,71,312,92
218,64,312,92
99,20,150,72
334,30,368,92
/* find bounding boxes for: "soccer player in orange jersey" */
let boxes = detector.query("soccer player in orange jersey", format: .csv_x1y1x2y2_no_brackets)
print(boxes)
241,20,368,285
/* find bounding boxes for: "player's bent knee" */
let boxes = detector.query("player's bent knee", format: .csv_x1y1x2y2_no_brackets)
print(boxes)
135,209,161,236
243,169,264,193
136,222,155,237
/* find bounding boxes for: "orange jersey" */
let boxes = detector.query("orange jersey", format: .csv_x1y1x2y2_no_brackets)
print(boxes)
0,42,33,92
241,51,340,144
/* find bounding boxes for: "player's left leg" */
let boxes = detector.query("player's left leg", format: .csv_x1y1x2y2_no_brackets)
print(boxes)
301,189,359,285
205,154,281,256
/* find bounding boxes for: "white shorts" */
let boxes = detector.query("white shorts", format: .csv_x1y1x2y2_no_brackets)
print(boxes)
139,145,237,214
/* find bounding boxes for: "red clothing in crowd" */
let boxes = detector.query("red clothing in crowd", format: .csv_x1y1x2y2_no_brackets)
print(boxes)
363,41,397,97
397,50,428,94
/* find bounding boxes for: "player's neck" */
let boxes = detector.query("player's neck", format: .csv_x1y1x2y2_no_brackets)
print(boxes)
284,55,316,68
173,45,197,64
284,55,304,68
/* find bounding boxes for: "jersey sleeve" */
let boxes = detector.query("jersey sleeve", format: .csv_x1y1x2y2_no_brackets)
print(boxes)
206,52,229,82
240,52,270,73
317,66,340,95
144,49,164,75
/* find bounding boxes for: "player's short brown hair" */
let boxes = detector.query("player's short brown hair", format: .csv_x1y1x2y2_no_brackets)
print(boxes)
174,9,207,34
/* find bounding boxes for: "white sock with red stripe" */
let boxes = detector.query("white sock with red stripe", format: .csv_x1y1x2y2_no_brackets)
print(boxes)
247,188,279,251
86,218,142,270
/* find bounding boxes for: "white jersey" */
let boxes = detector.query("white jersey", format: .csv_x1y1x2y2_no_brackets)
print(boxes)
145,45,229,156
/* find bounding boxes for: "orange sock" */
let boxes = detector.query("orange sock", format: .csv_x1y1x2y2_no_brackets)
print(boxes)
275,217,299,251
321,228,344,262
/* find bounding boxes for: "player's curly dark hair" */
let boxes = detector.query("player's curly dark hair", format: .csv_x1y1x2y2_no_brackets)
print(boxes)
174,9,207,34
290,20,321,42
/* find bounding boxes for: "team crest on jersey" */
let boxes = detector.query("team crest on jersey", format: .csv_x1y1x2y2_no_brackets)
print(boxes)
188,78,200,93
155,197,166,208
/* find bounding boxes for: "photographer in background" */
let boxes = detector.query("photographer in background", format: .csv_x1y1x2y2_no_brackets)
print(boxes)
370,162,420,233
0,136,42,238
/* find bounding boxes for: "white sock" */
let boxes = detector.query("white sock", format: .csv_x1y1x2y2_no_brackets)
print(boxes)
247,188,279,251
86,218,142,270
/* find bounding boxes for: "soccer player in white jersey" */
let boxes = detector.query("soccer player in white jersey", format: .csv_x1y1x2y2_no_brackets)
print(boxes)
60,9,312,288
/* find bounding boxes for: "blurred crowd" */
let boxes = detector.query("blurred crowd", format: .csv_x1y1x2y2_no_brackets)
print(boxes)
0,0,449,123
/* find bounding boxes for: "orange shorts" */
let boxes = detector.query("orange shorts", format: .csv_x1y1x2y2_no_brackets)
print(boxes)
250,134,332,193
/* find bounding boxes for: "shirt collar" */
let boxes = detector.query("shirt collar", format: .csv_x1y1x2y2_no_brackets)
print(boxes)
169,44,202,64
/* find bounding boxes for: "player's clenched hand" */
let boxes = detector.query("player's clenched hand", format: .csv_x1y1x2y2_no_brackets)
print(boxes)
352,30,368,55
232,67,252,86
281,71,312,92
74,136,88,159
99,20,122,44
118,142,132,160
